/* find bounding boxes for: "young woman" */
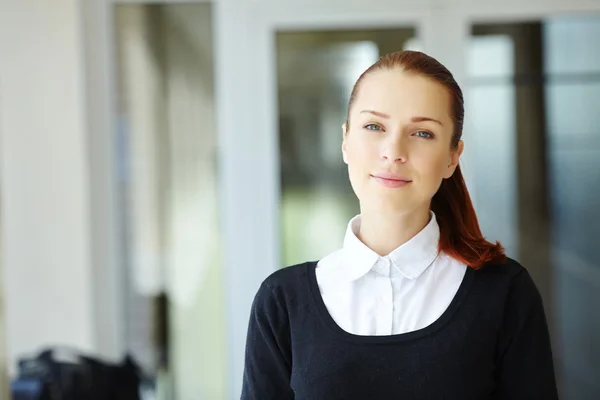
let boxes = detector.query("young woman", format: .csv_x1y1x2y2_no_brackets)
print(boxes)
241,50,558,399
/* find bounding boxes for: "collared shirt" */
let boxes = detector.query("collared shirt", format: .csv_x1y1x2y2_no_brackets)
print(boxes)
315,212,467,335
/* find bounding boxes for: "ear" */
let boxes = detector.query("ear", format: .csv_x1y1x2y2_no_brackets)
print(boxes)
341,123,349,164
443,140,464,179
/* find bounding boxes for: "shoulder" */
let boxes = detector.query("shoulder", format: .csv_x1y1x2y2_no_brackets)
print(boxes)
481,259,552,358
476,257,533,286
261,261,314,291
252,261,316,309
477,257,524,277
476,257,543,307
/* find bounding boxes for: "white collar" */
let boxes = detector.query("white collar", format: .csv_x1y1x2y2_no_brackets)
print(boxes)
322,212,440,282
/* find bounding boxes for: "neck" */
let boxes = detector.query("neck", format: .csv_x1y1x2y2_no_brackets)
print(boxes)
357,205,431,257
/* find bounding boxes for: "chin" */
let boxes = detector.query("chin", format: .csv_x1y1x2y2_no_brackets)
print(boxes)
363,197,415,216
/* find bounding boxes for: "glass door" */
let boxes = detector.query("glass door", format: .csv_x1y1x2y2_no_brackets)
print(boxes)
114,3,226,399
466,15,600,399
276,28,417,266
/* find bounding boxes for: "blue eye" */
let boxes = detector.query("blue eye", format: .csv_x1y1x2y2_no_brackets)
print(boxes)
364,124,382,131
414,130,434,139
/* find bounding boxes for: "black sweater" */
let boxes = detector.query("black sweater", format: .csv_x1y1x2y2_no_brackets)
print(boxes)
241,259,559,399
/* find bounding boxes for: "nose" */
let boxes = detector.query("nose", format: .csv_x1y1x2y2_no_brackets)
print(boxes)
381,135,407,163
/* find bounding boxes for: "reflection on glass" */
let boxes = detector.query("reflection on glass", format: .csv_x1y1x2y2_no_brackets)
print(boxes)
466,34,517,257
544,16,600,400
470,17,600,399
115,4,225,399
277,28,415,267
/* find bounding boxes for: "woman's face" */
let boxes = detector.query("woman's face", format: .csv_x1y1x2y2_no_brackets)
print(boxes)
342,68,463,216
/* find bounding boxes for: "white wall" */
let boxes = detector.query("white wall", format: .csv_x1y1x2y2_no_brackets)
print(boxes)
0,0,95,373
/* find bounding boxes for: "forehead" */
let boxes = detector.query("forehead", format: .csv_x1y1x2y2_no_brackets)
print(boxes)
352,69,452,121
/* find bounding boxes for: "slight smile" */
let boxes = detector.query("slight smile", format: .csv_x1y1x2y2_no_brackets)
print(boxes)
371,173,412,188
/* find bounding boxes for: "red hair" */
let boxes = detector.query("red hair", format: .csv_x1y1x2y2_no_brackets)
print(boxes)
347,50,506,269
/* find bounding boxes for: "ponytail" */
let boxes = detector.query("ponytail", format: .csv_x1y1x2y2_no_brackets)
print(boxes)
432,165,506,269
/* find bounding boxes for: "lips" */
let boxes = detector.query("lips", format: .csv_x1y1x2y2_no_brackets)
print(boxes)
371,173,412,182
371,173,412,188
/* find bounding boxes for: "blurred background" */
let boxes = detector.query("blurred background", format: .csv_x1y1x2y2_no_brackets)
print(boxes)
1,0,599,399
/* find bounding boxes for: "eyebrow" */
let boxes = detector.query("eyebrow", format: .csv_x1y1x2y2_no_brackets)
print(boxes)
360,110,444,127
360,109,391,119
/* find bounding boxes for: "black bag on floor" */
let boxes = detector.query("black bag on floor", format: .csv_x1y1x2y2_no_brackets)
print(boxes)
11,348,142,400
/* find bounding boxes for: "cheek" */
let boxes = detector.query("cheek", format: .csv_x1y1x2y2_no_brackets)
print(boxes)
346,137,376,170
411,148,450,181
345,139,377,197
